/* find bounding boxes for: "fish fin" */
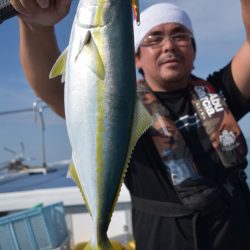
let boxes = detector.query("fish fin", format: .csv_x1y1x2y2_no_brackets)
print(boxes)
132,0,140,24
75,30,105,80
110,99,152,216
66,164,72,179
49,47,68,82
84,239,113,250
75,29,91,62
69,161,92,215
125,98,152,172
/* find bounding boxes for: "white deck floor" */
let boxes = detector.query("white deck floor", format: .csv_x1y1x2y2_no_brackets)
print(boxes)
0,184,132,246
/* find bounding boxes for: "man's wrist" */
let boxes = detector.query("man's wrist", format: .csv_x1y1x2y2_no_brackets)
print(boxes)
19,18,55,34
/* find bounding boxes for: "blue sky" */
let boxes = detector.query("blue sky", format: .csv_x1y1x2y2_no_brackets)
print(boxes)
0,0,249,166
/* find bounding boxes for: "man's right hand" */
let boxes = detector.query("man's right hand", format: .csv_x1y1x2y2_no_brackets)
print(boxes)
10,0,72,27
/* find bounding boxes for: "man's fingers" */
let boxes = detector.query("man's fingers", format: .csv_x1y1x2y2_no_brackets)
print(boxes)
10,0,28,15
10,0,45,14
12,0,71,26
36,0,49,9
20,0,41,12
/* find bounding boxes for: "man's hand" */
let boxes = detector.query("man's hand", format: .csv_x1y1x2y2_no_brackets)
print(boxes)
10,0,72,27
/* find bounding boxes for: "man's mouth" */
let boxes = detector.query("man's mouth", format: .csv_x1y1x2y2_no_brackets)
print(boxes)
158,54,182,66
163,59,180,64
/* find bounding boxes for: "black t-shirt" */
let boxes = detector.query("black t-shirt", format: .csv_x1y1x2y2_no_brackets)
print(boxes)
124,63,250,250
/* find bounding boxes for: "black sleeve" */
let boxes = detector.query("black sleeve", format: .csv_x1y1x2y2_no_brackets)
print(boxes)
207,62,250,121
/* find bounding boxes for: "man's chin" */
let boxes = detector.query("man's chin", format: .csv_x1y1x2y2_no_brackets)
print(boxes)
161,73,185,83
161,65,190,79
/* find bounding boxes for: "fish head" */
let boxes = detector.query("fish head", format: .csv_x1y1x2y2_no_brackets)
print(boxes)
75,0,139,29
76,0,117,29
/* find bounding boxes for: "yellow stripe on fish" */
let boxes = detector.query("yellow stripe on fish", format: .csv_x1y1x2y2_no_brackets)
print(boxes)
94,30,105,231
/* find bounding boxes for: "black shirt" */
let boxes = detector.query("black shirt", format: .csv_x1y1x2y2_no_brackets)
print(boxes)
124,63,250,250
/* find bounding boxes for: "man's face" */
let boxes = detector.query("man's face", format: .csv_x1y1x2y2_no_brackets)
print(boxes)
135,23,196,92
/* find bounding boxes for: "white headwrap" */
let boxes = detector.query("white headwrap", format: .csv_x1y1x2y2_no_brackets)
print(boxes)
133,3,194,52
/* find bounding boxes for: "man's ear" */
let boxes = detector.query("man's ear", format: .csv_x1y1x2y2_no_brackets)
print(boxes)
135,52,141,69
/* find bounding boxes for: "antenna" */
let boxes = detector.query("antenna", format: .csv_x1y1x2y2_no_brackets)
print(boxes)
0,100,48,168
33,100,47,168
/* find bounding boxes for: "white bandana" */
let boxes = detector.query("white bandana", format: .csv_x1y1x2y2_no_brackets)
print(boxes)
133,3,194,52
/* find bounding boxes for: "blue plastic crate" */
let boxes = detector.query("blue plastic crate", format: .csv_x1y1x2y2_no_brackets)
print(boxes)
0,202,69,250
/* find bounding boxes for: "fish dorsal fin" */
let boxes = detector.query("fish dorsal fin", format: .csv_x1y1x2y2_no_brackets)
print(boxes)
75,30,105,80
125,98,152,172
110,99,152,214
49,47,68,82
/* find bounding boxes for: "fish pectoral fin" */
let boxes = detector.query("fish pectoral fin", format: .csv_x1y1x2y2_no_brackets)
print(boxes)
75,30,105,80
75,29,91,62
125,98,152,169
49,47,68,82
69,160,92,215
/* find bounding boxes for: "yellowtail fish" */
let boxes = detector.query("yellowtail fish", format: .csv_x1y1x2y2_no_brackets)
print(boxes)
50,0,151,249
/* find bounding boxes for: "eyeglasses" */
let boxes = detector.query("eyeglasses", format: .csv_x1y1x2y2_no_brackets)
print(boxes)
140,33,193,48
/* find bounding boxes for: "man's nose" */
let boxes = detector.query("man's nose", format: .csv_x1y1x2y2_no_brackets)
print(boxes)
161,37,175,51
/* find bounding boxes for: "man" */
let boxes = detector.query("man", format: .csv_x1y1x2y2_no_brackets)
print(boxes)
127,3,250,250
15,0,250,249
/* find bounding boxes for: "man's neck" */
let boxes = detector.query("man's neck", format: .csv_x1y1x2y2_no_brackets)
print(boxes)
145,77,190,92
